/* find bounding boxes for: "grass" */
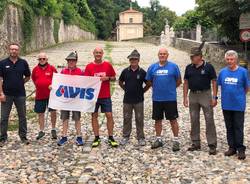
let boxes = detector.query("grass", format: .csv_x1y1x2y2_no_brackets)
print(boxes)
104,42,115,96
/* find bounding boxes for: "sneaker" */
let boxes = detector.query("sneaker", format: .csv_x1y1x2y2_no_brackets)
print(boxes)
138,139,146,146
21,137,30,145
172,141,180,152
57,137,68,146
36,131,45,140
151,139,163,149
187,144,201,151
108,138,119,147
238,150,246,160
76,136,84,146
0,139,6,147
51,129,57,139
120,137,129,145
224,148,236,156
92,137,101,148
209,146,217,155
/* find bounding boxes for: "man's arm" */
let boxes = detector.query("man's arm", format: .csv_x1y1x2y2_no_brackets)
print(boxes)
211,79,218,107
143,81,151,93
183,79,189,107
119,80,125,90
0,77,5,102
24,76,30,83
176,78,182,88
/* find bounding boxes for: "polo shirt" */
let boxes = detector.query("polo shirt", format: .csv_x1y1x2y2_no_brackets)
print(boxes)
119,66,147,104
84,61,116,99
32,64,57,100
0,57,31,96
184,61,216,91
146,61,181,101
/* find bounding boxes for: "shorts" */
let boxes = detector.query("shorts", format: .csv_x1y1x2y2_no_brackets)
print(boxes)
60,110,81,121
34,99,55,113
152,101,178,121
94,98,112,113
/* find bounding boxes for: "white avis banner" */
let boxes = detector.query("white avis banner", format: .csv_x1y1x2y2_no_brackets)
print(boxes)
48,73,101,112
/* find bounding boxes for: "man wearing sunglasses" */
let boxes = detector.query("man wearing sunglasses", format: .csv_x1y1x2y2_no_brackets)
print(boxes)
0,43,31,146
32,52,57,140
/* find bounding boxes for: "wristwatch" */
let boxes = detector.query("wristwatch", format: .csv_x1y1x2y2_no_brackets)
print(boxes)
212,96,218,100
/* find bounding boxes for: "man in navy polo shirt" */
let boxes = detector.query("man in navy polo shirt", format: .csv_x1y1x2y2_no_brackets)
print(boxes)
119,49,150,146
146,48,182,151
183,45,217,155
217,50,249,160
0,43,31,146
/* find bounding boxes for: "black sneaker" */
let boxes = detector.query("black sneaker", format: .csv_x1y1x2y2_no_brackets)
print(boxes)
21,137,30,145
36,131,45,140
238,150,246,160
187,144,201,151
151,139,163,149
209,146,217,155
224,148,236,156
0,139,6,147
172,141,180,152
51,129,57,139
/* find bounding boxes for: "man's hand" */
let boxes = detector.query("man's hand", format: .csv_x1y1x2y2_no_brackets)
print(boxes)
211,99,217,107
48,85,52,90
100,76,109,81
183,97,189,107
0,93,6,102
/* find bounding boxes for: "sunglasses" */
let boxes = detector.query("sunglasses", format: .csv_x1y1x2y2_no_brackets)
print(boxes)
38,58,47,61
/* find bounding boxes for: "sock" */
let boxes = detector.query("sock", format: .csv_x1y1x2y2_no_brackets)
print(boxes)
173,136,179,142
95,135,100,140
51,128,56,131
109,136,114,141
156,136,162,141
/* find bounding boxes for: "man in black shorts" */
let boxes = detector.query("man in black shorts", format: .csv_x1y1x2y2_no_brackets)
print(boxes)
146,48,182,151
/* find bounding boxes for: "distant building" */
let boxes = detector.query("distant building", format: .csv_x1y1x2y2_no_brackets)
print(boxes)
116,7,143,41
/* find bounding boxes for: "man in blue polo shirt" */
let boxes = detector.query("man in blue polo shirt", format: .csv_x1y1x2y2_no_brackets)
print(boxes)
0,43,31,147
217,50,249,160
146,48,182,151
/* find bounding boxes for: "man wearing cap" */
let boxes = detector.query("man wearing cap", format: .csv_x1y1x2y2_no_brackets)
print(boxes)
57,51,84,146
0,43,31,146
84,47,118,148
183,44,217,155
119,49,150,146
32,52,57,140
146,48,182,151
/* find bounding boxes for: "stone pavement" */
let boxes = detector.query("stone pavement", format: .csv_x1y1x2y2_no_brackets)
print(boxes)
0,41,250,184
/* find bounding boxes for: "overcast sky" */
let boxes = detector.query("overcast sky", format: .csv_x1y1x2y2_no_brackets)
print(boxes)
136,0,197,16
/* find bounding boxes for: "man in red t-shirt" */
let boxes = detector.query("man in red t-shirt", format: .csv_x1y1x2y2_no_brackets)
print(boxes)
32,52,57,140
84,47,118,147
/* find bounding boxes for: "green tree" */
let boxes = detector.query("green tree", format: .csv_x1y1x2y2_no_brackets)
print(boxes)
196,0,250,41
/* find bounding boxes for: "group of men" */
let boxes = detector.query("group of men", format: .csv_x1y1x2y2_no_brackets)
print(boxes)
0,43,248,160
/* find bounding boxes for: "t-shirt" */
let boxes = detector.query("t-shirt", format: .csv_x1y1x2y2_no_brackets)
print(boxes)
60,67,83,76
184,61,217,91
146,61,181,101
217,66,249,111
0,57,31,97
119,66,147,104
32,64,57,100
84,61,116,99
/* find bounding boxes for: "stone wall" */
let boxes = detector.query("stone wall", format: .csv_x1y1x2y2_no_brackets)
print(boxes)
0,4,95,58
123,36,161,45
173,38,227,64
